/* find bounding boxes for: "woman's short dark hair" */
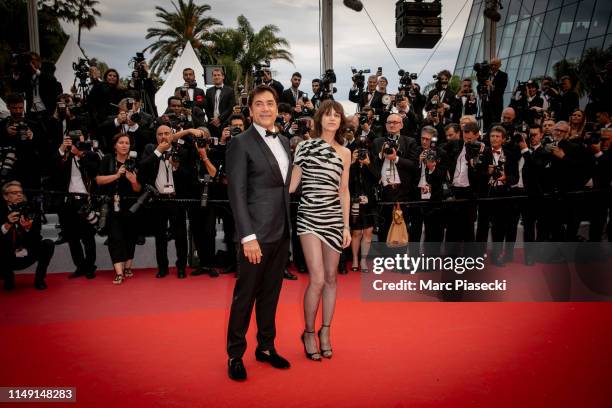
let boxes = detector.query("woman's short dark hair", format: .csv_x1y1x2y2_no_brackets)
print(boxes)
248,85,279,108
311,100,347,145
112,133,132,150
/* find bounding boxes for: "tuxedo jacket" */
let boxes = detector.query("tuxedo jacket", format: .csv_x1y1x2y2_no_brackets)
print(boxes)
138,142,196,198
225,125,292,243
371,134,419,199
280,88,305,107
349,89,384,113
204,85,236,126
441,139,490,196
174,86,206,110
426,87,456,112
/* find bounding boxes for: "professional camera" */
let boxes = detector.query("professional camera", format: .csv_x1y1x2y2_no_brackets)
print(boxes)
0,146,17,183
397,69,418,93
72,58,90,85
358,112,370,125
129,52,147,82
166,113,188,130
491,159,505,181
169,139,185,162
294,117,311,135
253,60,271,85
9,201,35,221
356,135,369,161
473,61,492,97
129,184,158,214
198,174,211,208
195,135,213,149
96,196,111,235
511,122,529,145
67,130,92,152
321,69,337,100
124,151,138,172
383,136,399,155
584,130,602,145
465,141,484,165
77,202,99,226
424,149,438,163
12,120,29,140
126,98,142,123
230,126,242,137
351,67,371,90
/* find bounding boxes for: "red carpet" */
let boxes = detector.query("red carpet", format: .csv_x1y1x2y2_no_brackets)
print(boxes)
1,268,612,408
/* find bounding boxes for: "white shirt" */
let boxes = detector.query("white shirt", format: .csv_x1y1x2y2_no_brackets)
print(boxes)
68,157,88,194
418,161,430,199
153,150,175,194
241,123,290,244
513,148,529,188
379,135,401,187
452,145,470,187
214,87,221,118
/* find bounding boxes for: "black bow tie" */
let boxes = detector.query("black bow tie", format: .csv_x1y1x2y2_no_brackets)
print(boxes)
265,130,279,138
215,86,223,90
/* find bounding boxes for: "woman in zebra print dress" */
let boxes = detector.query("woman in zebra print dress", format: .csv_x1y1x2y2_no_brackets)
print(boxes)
290,100,351,361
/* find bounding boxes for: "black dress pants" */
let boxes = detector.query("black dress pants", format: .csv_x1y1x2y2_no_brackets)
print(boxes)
153,200,187,271
227,233,290,359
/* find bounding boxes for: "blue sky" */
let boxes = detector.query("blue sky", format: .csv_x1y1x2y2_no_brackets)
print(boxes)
60,0,473,109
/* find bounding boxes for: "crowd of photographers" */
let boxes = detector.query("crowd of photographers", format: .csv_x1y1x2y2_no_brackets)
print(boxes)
0,51,610,290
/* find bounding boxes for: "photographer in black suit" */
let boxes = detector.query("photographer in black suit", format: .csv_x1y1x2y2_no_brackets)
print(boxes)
349,75,384,113
174,67,206,111
280,72,304,109
371,113,419,242
1,181,54,290
55,131,100,279
426,70,455,118
204,68,236,138
486,59,508,128
225,85,292,381
450,78,478,123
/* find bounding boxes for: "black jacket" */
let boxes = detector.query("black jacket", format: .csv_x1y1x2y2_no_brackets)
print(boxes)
371,134,419,199
225,125,292,243
204,85,236,126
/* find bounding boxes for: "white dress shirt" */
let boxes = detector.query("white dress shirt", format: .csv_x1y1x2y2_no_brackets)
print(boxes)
452,145,470,187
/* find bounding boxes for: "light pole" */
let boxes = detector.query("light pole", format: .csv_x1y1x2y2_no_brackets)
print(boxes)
26,0,40,54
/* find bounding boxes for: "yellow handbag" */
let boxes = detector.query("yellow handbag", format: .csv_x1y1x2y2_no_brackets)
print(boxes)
386,202,409,247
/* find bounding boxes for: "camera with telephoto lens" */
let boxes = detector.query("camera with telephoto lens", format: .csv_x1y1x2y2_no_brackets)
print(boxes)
166,113,188,130
465,141,484,165
198,174,211,208
424,149,438,163
398,69,418,92
9,201,35,221
491,158,506,181
12,120,29,140
129,52,147,81
383,136,399,155
356,135,369,161
358,111,370,125
169,139,185,162
253,60,271,85
511,122,529,145
68,130,91,152
72,58,90,85
129,184,158,214
195,135,212,149
351,67,371,90
230,126,242,137
320,69,337,100
0,146,17,182
77,202,99,226
473,61,492,97
124,151,138,172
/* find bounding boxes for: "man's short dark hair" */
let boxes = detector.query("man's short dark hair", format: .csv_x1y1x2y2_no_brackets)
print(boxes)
312,78,321,84
167,96,182,106
125,90,141,101
462,78,472,83
489,125,507,138
247,84,279,108
183,68,194,74
529,124,543,133
560,75,572,83
463,122,480,134
278,102,292,114
292,72,302,78
228,114,246,124
445,123,461,133
6,93,24,105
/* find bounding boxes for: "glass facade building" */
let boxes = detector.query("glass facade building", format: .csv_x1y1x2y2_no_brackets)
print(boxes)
454,0,612,104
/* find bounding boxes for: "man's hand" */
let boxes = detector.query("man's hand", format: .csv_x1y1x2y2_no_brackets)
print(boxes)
552,146,565,159
61,137,73,153
385,148,398,162
7,125,17,137
158,139,172,153
19,216,33,230
243,240,262,264
360,153,371,166
425,160,436,172
117,111,128,124
210,117,221,127
221,127,231,143
7,212,19,224
351,149,359,164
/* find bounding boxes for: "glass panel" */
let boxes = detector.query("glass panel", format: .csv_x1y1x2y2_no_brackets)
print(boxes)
554,4,578,46
506,0,522,24
547,0,562,10
533,0,548,14
474,1,486,35
563,0,578,5
504,93,512,108
538,9,561,49
498,0,511,26
570,0,595,42
532,48,551,77
521,0,535,18
518,52,536,81
456,36,472,70
465,2,481,37
524,14,544,53
566,40,585,62
498,23,517,59
585,36,604,51
511,19,531,56
507,56,521,89
547,45,568,76
589,0,612,39
466,33,482,69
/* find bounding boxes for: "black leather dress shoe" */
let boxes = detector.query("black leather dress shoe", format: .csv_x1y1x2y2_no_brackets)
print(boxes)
283,270,298,280
68,270,84,279
220,264,236,274
177,269,187,279
34,280,47,290
228,358,247,381
255,349,291,369
156,270,168,278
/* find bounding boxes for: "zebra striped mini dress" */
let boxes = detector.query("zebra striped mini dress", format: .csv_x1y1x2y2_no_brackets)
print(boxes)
294,138,344,253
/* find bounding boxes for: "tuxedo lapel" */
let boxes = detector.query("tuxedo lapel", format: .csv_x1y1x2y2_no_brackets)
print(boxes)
249,126,284,185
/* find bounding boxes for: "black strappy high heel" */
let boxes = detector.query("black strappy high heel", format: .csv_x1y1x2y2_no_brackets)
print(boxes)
318,324,333,359
301,330,322,361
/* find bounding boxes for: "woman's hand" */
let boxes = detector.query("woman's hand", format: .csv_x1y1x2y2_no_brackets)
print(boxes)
125,170,137,184
117,165,126,177
342,227,352,249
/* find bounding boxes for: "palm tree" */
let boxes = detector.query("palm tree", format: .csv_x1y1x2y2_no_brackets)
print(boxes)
209,15,293,90
144,0,222,75
41,0,101,46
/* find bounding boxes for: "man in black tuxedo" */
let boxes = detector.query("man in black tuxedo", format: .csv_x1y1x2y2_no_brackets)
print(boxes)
371,113,419,243
556,76,580,122
450,78,478,123
225,85,292,381
174,68,206,111
349,75,384,113
426,70,455,117
204,68,236,138
280,72,304,109
484,58,508,131
260,68,284,98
